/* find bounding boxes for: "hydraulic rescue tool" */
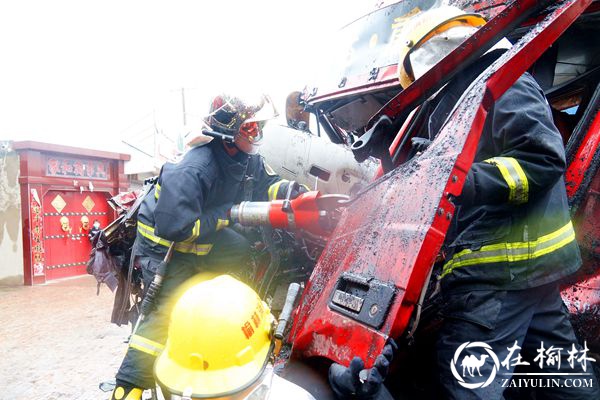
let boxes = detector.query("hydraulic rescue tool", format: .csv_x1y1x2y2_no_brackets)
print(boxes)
230,190,349,238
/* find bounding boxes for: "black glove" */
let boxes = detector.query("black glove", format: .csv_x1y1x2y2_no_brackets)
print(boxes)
292,183,310,199
279,182,309,200
328,339,397,399
218,202,234,219
454,171,475,207
411,137,432,153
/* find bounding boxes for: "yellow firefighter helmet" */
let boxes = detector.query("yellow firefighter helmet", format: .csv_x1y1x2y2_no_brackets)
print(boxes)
154,275,274,399
397,6,487,89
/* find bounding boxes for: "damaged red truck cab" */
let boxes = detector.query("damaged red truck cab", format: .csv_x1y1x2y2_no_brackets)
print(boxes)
286,0,600,370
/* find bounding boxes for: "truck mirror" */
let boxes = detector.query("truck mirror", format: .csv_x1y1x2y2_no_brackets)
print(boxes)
286,91,309,131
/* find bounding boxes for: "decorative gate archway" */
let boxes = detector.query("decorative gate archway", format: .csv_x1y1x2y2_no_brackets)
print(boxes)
13,141,130,285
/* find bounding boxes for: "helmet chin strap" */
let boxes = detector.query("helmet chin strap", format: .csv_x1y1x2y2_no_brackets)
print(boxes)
224,141,241,157
201,127,252,157
202,128,235,143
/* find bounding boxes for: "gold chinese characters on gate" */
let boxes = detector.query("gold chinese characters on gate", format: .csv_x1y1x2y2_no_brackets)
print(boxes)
46,157,108,180
30,189,45,276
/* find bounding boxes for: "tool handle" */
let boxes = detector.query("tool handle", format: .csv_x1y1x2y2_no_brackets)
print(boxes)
139,244,173,316
140,282,159,315
132,243,175,336
140,261,167,315
282,181,299,213
274,282,301,340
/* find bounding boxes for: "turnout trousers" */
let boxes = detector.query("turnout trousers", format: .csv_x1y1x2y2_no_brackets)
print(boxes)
116,228,250,388
436,282,599,399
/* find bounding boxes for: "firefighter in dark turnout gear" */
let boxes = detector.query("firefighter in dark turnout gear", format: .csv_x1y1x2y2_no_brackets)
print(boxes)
387,5,599,399
111,93,307,400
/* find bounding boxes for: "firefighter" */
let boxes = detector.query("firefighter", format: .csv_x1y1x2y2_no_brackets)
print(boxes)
110,93,307,400
153,274,317,400
154,274,396,400
393,5,599,399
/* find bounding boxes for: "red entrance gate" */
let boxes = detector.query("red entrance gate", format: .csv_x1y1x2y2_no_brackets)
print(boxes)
42,191,112,280
13,141,130,285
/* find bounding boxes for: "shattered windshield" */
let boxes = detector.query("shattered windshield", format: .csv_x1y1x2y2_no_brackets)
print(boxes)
309,0,444,96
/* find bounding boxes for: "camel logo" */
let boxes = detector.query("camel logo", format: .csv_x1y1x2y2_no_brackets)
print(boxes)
450,341,500,389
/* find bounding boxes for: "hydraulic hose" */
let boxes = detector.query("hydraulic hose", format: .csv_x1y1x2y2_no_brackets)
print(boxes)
132,243,174,334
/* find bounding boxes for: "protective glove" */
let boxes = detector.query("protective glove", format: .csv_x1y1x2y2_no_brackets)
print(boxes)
277,181,310,200
216,202,234,228
454,171,475,207
292,183,310,199
328,339,397,399
411,137,432,153
218,202,234,219
196,202,233,238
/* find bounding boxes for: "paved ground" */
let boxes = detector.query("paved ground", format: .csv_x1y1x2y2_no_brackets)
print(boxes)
0,275,130,400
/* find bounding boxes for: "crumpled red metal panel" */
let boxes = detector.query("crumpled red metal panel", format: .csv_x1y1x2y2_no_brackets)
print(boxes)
563,168,600,352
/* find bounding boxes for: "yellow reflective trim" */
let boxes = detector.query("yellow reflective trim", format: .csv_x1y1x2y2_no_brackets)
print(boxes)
137,221,171,247
174,242,213,255
454,221,573,254
124,388,143,400
137,221,213,255
268,180,287,201
530,231,576,257
113,387,125,400
192,219,201,240
441,221,576,278
182,219,201,243
485,158,517,203
131,334,165,349
505,158,528,203
129,343,156,355
154,183,161,200
484,157,529,204
129,334,164,356
216,218,229,231
443,233,575,272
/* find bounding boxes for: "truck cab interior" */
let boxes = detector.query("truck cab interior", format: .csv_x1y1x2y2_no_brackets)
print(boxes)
299,2,600,175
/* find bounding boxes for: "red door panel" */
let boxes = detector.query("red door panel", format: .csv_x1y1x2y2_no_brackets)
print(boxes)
42,190,112,281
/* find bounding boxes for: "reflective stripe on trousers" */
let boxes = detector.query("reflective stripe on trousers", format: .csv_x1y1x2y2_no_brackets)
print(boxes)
129,334,165,357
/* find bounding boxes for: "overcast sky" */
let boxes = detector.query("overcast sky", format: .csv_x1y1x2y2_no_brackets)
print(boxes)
0,0,368,152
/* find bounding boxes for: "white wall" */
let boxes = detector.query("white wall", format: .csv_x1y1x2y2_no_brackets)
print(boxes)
0,146,24,285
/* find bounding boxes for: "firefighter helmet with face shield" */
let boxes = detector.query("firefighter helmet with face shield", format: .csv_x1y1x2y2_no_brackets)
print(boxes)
154,275,275,399
397,6,487,89
205,93,278,155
